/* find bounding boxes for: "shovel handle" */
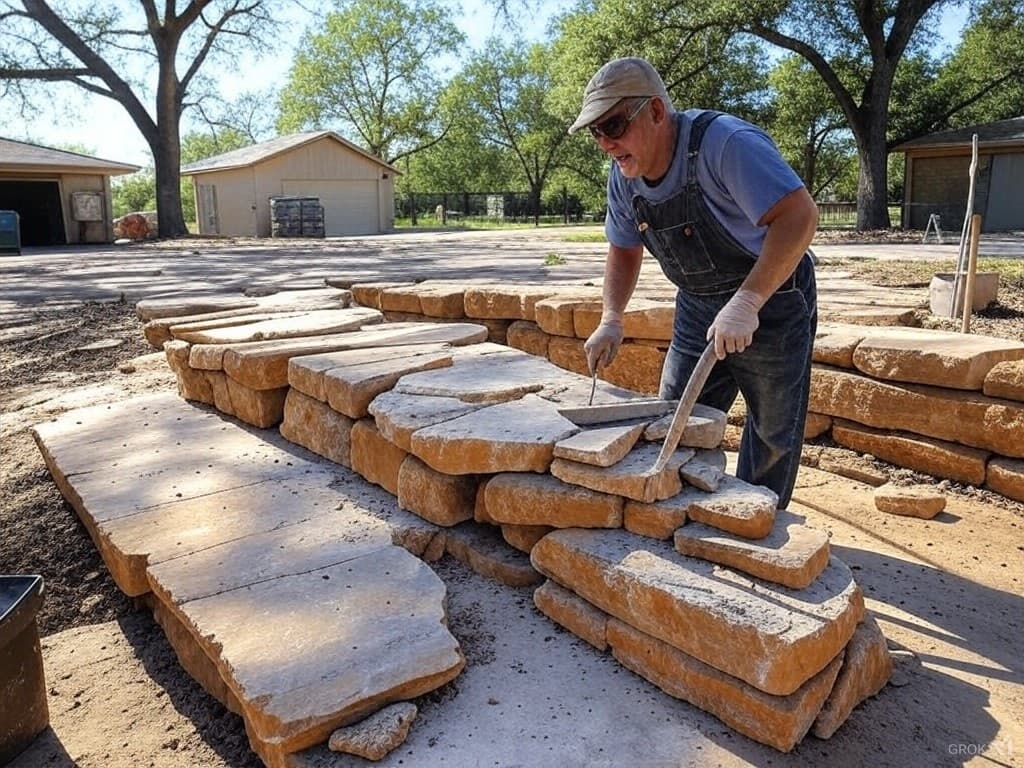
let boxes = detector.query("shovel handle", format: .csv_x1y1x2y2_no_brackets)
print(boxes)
647,340,718,475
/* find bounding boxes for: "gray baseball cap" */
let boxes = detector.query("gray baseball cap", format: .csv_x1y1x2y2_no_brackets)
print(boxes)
568,57,670,134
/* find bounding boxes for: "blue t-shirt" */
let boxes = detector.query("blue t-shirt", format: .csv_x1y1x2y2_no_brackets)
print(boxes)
605,110,804,255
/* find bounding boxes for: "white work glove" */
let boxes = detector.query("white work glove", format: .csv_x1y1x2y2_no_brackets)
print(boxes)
584,312,624,373
706,288,764,360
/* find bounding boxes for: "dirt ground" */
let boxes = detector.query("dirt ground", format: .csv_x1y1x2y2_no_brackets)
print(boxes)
1,246,1022,767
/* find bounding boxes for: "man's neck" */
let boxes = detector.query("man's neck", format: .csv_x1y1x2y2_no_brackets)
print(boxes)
642,115,678,187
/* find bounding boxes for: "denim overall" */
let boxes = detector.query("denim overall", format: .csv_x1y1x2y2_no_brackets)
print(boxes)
633,110,817,508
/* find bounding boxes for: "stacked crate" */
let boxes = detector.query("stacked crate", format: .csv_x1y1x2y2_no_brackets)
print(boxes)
270,195,324,238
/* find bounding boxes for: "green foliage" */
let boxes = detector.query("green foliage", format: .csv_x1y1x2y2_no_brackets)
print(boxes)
112,170,156,218
544,252,568,265
277,0,465,164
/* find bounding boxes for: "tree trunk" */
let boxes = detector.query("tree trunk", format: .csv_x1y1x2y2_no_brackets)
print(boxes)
852,109,892,231
151,51,187,238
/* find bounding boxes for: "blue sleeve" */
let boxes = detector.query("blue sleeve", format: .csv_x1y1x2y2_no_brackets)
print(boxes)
714,128,804,225
604,167,642,248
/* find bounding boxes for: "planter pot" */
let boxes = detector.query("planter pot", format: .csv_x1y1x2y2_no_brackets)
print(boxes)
928,272,1000,316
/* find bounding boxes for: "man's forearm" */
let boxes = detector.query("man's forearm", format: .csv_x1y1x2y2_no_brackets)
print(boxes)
742,187,818,303
601,244,645,320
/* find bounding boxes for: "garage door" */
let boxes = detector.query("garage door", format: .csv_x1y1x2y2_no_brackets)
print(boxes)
282,180,379,236
985,153,1024,232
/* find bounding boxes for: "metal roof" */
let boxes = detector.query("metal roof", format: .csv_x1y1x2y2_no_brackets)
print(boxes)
894,116,1024,151
180,131,401,175
0,137,140,174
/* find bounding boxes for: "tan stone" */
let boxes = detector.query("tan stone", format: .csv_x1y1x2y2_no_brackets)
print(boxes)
368,391,484,451
136,294,258,321
804,412,832,439
625,476,777,540
205,370,234,416
279,389,354,466
873,483,946,518
573,298,675,341
984,359,1024,401
679,451,726,492
531,528,863,695
810,365,1024,458
224,377,288,428
378,286,425,314
812,614,892,739
322,350,453,418
172,307,383,345
815,447,889,487
444,521,541,586
548,336,664,394
608,619,843,753
418,285,467,319
501,524,553,553
473,477,495,524
168,310,307,340
535,297,600,337
674,510,831,589
350,419,408,496
397,455,477,526
164,340,214,403
832,419,988,484
328,702,417,760
464,284,576,321
506,320,551,358
550,442,695,503
812,323,868,368
644,403,727,449
851,327,1024,390
534,579,607,651
986,456,1024,502
409,395,580,475
484,472,623,528
288,343,450,402
553,422,646,467
350,281,417,309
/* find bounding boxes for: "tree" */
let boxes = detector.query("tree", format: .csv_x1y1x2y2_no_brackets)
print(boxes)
457,39,573,225
112,169,156,218
0,1,277,237
178,128,252,223
277,0,465,166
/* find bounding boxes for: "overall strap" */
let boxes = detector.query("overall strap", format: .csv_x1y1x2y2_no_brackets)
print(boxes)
685,110,726,185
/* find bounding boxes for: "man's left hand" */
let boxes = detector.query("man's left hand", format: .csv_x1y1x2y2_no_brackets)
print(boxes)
707,288,764,359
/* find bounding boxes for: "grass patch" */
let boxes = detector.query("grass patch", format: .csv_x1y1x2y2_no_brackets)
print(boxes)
562,232,606,243
543,252,568,266
819,256,1024,288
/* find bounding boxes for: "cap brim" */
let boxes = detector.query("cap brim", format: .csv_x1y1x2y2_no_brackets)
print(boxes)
568,96,623,134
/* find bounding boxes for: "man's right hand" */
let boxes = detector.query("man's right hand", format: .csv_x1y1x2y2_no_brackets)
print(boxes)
584,319,624,373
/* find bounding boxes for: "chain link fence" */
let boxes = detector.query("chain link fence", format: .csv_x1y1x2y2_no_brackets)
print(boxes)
395,190,598,226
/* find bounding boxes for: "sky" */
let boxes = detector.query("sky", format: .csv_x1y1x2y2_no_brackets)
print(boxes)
7,1,969,169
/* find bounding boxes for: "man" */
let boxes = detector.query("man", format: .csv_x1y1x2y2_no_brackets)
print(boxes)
570,57,818,508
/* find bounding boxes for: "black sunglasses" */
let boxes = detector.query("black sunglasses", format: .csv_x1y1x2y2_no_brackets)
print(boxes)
588,97,652,140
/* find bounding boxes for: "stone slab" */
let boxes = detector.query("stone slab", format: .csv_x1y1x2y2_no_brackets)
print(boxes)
224,377,288,428
173,308,383,345
136,294,258,321
572,298,675,341
983,359,1024,401
552,422,647,467
501,524,553,553
444,522,542,587
350,419,407,496
279,389,354,467
550,442,695,504
322,350,454,418
986,456,1024,502
533,579,608,651
350,281,417,309
409,395,580,475
548,336,665,395
506,320,550,358
872,483,946,518
673,510,831,589
463,284,583,322
530,528,864,695
557,398,675,426
534,296,600,337
397,455,477,527
812,323,868,368
804,412,833,439
328,702,418,760
679,449,727,492
484,472,623,528
643,403,727,449
367,391,484,452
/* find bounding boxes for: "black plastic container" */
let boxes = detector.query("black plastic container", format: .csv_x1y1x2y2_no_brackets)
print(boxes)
0,575,48,765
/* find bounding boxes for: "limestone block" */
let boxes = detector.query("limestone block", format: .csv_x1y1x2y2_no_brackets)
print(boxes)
850,326,1024,390
328,702,418,760
535,297,600,337
832,419,988,484
351,419,408,496
224,376,288,428
986,457,1024,502
368,391,484,452
573,298,675,341
350,281,417,309
322,350,454,419
409,395,580,475
814,447,889,487
418,285,467,319
533,579,608,651
812,614,892,739
506,320,551,358
484,472,624,528
551,442,695,503
984,359,1024,401
205,370,235,416
810,365,1024,459
548,336,665,394
288,343,451,402
644,403,727,449
444,521,542,586
873,483,946,519
804,412,832,439
531,529,863,695
553,422,646,467
679,450,727,492
136,294,257,321
674,509,830,589
473,478,495,524
812,323,868,368
173,307,383,345
378,286,424,314
279,389,354,466
464,284,574,321
165,340,214,403
169,310,307,341
397,455,477,527
624,475,777,540
501,524,553,553
608,619,843,753
547,335,590,377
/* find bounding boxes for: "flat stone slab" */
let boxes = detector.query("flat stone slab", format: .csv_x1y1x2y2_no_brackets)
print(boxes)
444,522,542,587
551,441,695,503
872,483,947,518
173,307,383,344
849,326,1024,390
679,450,727,492
530,528,864,696
573,298,675,341
552,422,646,467
643,403,727,449
367,391,484,452
625,475,778,540
986,456,1024,502
984,359,1024,401
321,349,454,418
328,702,418,760
484,472,624,528
533,579,608,651
409,394,580,475
136,294,258,321
673,509,831,589
812,323,868,368
279,389,354,466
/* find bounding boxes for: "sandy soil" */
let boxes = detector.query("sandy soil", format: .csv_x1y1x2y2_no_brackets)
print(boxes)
1,275,1022,767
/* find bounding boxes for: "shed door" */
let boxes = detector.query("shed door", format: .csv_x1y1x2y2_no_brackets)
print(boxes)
985,152,1024,232
282,180,379,236
198,184,219,234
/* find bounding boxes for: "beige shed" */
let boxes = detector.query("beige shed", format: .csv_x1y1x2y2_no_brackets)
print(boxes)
0,137,139,245
181,131,400,238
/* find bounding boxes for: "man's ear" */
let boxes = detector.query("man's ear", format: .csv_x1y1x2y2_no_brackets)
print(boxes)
650,96,669,124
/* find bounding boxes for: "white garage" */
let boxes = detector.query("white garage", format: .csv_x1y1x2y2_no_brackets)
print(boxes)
182,131,399,238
